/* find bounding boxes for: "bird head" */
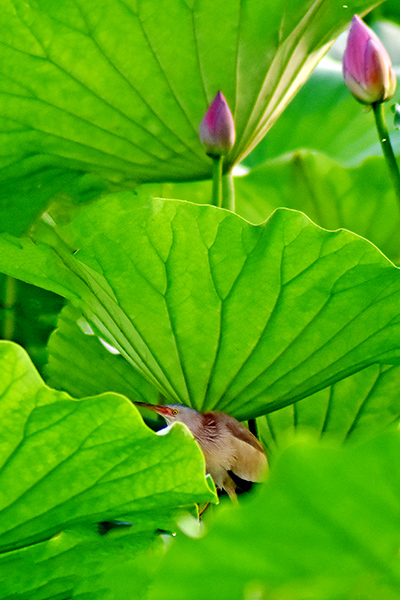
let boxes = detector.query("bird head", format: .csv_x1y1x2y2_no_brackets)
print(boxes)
135,402,202,431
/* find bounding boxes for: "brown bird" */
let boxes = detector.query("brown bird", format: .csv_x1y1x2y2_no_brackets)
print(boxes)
135,402,268,500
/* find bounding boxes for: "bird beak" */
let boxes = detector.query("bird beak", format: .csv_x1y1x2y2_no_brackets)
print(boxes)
134,401,173,416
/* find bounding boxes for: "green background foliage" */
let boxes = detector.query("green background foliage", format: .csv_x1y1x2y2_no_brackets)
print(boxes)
0,0,382,234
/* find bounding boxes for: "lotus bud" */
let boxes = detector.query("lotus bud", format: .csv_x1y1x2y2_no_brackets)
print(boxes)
199,91,235,157
343,15,396,105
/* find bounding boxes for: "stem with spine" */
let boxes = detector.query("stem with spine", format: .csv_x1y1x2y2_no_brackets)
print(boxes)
211,156,235,211
2,276,17,341
222,171,235,211
372,102,400,208
211,155,223,207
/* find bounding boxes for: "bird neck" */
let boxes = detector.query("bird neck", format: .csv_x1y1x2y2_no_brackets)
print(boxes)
189,412,221,448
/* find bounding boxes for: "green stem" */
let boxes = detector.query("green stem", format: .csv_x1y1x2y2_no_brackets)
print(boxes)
372,102,400,208
248,418,258,439
2,276,17,340
222,171,235,211
211,155,223,207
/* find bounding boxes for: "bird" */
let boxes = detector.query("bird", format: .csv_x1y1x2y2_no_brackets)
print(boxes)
135,402,268,500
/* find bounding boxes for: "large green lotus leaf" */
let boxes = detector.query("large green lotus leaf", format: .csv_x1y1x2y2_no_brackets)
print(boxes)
46,302,159,403
1,194,400,421
258,363,400,454
0,0,380,234
244,62,400,170
0,340,216,553
0,527,163,600
149,432,400,600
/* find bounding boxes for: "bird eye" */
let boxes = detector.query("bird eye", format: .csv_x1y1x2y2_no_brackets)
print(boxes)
172,409,178,415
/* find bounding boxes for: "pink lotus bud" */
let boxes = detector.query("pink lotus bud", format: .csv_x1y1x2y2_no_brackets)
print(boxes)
343,15,396,105
199,91,235,156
